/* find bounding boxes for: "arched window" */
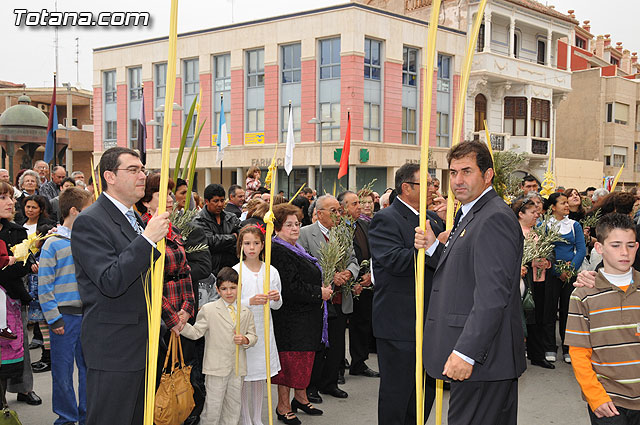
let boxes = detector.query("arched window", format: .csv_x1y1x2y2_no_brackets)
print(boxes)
474,94,487,132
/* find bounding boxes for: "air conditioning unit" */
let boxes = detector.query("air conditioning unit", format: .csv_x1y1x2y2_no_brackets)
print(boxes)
37,103,49,113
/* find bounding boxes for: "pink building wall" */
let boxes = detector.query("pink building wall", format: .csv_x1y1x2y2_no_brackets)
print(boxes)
340,55,364,140
383,61,402,143
230,69,244,146
264,64,279,144
300,59,317,142
116,84,127,147
93,87,102,151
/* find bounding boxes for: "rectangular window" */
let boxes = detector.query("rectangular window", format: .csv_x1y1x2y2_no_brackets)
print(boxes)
247,49,265,88
604,155,611,166
281,106,301,142
155,63,167,99
606,102,629,124
537,40,546,65
611,57,620,66
363,102,380,141
613,147,627,167
282,44,301,84
183,59,199,144
154,63,167,148
531,98,550,138
130,119,138,145
402,47,418,86
402,107,417,145
104,70,116,103
184,59,199,95
575,37,586,50
129,67,142,100
364,38,381,80
437,54,451,93
477,24,485,52
247,109,264,133
105,121,117,140
504,97,527,136
214,54,231,91
320,38,341,80
436,112,449,147
319,102,340,140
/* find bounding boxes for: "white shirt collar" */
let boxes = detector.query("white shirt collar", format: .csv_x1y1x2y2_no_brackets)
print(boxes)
396,196,419,216
222,299,237,308
317,221,330,238
460,186,494,219
103,192,134,217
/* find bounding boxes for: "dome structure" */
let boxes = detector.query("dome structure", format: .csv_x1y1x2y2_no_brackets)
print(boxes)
0,96,48,128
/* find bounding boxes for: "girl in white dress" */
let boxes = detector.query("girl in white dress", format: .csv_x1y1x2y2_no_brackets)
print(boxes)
233,225,283,425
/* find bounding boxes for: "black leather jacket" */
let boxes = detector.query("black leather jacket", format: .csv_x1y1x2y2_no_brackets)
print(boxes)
194,208,241,275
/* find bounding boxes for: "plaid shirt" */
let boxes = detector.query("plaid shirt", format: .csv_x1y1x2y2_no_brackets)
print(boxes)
142,214,195,328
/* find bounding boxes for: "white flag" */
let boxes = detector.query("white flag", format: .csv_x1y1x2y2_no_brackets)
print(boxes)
284,106,295,175
216,97,228,165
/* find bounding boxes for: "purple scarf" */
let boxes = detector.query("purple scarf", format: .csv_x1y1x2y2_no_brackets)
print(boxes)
272,235,329,347
359,213,372,223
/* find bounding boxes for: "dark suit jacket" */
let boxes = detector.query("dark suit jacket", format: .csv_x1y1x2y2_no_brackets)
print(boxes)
369,198,442,342
72,193,159,372
424,189,526,382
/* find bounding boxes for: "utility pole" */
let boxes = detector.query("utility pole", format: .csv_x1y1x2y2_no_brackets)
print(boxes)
75,37,80,85
54,0,59,80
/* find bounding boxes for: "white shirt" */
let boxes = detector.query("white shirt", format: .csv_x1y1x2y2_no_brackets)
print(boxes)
317,221,330,239
601,269,633,288
103,192,156,248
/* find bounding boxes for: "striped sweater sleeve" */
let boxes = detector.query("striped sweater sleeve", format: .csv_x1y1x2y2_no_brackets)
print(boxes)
565,289,611,411
38,238,62,327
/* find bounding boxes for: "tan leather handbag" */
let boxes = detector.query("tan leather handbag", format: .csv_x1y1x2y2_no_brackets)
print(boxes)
154,332,195,425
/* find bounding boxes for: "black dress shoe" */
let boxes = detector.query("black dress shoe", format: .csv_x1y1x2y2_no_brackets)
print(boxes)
291,398,323,415
32,361,51,373
350,367,380,377
319,386,348,399
276,409,301,425
306,390,322,404
531,359,556,369
183,415,201,425
17,391,42,405
28,341,42,350
337,370,345,385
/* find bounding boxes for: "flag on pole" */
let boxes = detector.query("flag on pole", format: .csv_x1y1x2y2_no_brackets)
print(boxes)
137,88,147,164
284,104,295,175
44,75,58,164
337,112,351,179
216,95,228,165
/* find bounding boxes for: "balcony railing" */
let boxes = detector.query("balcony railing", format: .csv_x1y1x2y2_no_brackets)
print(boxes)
472,131,508,152
531,139,549,155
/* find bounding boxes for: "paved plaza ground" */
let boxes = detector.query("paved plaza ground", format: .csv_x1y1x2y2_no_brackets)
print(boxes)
15,342,590,424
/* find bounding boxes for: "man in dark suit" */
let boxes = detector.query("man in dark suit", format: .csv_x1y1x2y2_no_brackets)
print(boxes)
416,141,526,425
369,163,443,425
299,195,360,401
337,191,379,378
72,147,170,425
224,184,244,218
292,187,314,226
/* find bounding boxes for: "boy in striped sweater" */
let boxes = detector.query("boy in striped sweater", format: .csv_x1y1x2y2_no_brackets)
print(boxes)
566,213,640,424
38,187,93,425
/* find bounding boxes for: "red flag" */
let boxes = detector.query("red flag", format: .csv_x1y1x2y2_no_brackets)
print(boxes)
337,112,351,179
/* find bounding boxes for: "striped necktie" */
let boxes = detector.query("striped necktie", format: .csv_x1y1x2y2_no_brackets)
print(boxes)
125,210,142,235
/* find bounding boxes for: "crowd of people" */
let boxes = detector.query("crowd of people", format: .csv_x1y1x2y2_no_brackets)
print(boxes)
0,144,637,425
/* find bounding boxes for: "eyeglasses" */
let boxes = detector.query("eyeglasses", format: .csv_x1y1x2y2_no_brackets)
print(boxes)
404,181,420,187
115,166,147,175
283,222,301,228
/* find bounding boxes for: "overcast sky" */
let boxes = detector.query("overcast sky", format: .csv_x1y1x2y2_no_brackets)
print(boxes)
2,0,638,89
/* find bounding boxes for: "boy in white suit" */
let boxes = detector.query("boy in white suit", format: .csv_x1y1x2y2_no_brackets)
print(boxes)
181,267,258,425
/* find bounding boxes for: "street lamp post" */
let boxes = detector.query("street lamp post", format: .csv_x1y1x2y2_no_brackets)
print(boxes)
308,116,335,195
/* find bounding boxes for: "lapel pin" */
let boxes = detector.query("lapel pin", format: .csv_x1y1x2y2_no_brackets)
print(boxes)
460,229,466,237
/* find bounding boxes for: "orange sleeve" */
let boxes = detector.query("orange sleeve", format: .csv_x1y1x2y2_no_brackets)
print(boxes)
569,346,611,411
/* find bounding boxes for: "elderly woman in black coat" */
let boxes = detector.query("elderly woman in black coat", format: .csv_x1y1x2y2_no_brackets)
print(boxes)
270,203,332,425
